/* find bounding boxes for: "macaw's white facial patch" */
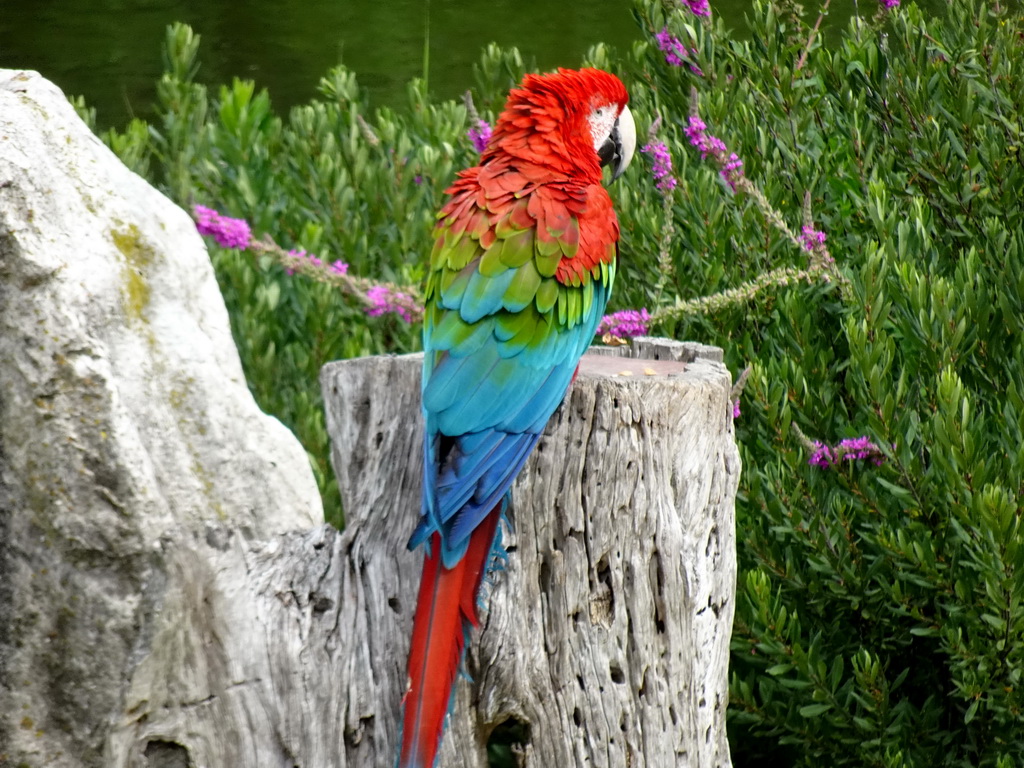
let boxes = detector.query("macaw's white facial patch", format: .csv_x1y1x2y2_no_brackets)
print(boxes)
591,103,636,181
588,104,620,155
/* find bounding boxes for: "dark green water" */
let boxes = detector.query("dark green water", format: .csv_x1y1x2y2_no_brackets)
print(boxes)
1,0,934,129
1,0,644,128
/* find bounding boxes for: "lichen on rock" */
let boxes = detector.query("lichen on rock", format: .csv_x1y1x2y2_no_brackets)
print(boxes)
111,223,156,322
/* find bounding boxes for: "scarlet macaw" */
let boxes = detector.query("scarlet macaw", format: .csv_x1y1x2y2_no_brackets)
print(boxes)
399,67,636,768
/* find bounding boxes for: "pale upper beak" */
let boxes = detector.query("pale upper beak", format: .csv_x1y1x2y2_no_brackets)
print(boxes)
598,104,637,183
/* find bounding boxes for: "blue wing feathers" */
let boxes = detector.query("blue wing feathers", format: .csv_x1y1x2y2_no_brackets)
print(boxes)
422,352,481,414
430,313,494,358
460,269,517,323
416,207,616,567
445,435,540,549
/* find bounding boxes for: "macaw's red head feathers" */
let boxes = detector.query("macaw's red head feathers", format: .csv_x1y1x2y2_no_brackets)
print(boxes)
484,67,636,184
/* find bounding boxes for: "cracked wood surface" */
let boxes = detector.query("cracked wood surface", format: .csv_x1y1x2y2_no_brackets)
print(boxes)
318,338,740,768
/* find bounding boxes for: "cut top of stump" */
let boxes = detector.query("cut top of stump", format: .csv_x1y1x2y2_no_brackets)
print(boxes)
579,355,688,378
579,335,724,378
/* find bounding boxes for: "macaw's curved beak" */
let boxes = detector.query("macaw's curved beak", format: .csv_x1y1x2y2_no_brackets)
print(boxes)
598,104,637,183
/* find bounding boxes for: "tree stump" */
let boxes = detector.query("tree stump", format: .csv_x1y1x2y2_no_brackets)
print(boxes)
320,338,740,768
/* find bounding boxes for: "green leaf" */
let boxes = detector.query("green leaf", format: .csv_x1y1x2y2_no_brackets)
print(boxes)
964,699,980,724
799,703,833,718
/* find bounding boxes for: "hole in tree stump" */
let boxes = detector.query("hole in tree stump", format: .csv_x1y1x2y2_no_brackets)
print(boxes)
487,716,532,768
539,557,552,594
143,740,191,768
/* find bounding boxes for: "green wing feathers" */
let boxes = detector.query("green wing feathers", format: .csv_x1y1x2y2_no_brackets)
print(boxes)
426,167,617,358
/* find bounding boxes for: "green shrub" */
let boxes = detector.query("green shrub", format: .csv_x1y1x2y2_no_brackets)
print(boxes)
620,0,1024,764
93,1,1024,763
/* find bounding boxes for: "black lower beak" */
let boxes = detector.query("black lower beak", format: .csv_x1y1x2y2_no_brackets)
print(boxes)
598,124,623,181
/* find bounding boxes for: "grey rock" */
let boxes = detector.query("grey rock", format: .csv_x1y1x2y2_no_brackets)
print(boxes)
0,69,322,768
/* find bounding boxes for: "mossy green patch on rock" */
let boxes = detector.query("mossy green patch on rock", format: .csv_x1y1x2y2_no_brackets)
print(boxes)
190,458,226,520
111,224,156,322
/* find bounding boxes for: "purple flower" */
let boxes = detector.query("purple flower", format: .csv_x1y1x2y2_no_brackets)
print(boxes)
284,248,305,275
193,205,252,250
683,0,711,17
800,225,827,252
809,436,886,469
597,308,652,339
330,260,349,275
642,140,677,193
808,441,835,468
655,28,686,67
193,204,217,229
732,398,741,419
684,117,706,146
799,225,833,264
685,117,725,158
468,119,492,154
720,153,744,192
365,284,421,323
685,117,745,190
879,0,899,8
654,28,703,74
836,436,885,464
414,175,424,185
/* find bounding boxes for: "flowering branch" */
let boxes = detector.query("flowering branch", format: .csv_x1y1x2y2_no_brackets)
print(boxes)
195,205,252,249
684,115,745,192
642,139,678,195
193,205,425,323
655,28,704,75
641,116,679,302
731,365,751,418
651,260,839,324
594,104,850,342
792,423,887,468
685,101,847,280
364,284,422,323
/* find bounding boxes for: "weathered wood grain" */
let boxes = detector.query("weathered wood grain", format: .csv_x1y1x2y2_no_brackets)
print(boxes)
318,339,740,768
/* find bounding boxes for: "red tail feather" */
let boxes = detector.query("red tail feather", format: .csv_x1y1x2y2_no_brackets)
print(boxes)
398,505,501,768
